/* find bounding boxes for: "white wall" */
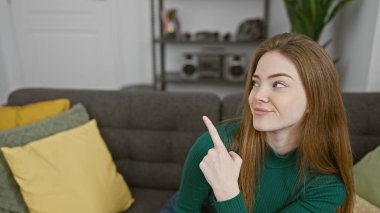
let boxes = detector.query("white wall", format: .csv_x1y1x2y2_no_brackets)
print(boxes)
334,0,379,92
0,40,9,105
118,0,153,86
267,0,289,36
367,1,380,92
0,0,15,105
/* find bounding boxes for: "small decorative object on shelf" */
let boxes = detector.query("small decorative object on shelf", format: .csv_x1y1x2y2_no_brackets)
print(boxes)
222,32,232,42
194,31,220,42
161,8,181,39
183,32,191,41
236,18,266,41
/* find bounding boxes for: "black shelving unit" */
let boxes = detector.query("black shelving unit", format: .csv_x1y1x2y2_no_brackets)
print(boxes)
150,0,270,90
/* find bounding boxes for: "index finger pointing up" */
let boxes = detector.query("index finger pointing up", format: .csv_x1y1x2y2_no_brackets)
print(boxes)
202,116,228,153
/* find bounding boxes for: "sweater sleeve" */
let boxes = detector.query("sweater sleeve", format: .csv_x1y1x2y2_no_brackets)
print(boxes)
174,123,243,213
279,175,347,213
213,192,248,213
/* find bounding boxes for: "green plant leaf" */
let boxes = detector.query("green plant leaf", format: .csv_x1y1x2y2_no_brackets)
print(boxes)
283,0,354,42
284,1,318,39
320,0,334,26
287,7,314,38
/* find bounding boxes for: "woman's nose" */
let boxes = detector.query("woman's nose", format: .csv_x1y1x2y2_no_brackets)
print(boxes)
254,87,270,103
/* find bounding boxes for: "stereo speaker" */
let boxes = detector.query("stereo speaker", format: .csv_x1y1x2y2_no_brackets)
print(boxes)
181,54,198,79
224,55,247,81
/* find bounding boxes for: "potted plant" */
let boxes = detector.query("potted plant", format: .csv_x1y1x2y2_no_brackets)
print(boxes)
284,0,354,42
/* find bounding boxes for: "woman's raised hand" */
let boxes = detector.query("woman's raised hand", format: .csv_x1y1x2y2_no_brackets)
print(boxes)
199,116,242,202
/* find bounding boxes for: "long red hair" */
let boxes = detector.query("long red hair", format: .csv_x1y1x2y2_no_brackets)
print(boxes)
229,33,354,213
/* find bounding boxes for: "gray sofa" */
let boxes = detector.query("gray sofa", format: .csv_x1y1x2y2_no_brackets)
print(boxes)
5,88,380,213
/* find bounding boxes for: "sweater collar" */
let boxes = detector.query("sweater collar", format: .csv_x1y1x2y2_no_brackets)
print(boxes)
264,146,297,168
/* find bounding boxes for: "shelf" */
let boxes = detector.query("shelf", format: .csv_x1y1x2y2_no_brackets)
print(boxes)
158,72,246,85
154,38,264,45
150,0,269,90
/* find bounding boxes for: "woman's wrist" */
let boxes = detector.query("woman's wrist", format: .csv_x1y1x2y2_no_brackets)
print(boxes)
213,182,240,202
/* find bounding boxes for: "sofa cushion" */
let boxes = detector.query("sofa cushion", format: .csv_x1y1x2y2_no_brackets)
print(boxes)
354,194,380,213
342,93,380,163
0,103,89,213
0,99,70,130
1,120,134,213
126,187,176,213
354,144,380,208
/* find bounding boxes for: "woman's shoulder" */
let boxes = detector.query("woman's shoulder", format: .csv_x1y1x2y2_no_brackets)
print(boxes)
305,172,346,200
307,171,345,186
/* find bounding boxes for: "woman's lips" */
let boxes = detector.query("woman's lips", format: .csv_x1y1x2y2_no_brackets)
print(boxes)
254,108,273,116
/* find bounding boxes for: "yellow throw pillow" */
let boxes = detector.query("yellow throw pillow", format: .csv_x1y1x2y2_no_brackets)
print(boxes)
0,107,17,130
0,99,70,130
1,120,134,213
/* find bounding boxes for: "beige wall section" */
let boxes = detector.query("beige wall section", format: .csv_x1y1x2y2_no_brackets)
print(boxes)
334,0,379,92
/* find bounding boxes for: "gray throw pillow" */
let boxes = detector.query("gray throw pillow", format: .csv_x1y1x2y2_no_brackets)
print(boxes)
0,103,90,213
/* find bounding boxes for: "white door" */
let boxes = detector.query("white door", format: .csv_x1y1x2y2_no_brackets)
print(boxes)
8,0,123,89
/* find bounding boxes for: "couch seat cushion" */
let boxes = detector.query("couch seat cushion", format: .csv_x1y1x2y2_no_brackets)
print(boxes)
126,187,176,213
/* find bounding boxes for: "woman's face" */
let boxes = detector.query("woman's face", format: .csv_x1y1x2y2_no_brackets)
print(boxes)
248,51,308,132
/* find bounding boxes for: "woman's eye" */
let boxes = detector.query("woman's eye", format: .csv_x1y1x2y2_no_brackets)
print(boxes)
273,81,286,88
251,80,259,87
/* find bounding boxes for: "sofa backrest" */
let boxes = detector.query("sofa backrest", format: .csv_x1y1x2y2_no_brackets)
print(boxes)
6,88,380,190
342,93,380,163
7,88,221,190
221,92,380,164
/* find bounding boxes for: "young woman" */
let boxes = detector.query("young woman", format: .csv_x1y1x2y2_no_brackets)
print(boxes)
172,33,354,213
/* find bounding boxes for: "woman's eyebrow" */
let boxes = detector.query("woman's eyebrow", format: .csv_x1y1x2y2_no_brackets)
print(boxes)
252,73,294,80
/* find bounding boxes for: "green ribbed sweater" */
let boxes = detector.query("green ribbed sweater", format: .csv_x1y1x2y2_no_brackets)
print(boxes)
174,122,346,213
